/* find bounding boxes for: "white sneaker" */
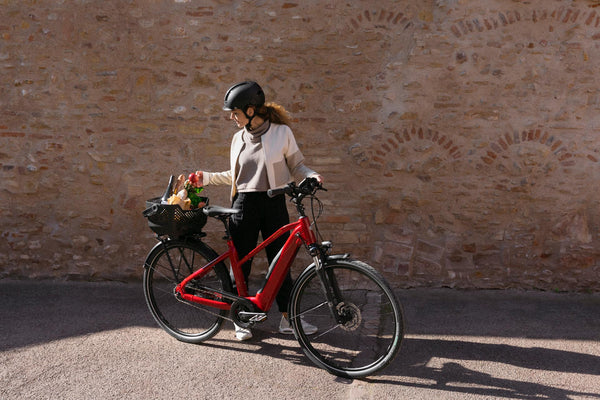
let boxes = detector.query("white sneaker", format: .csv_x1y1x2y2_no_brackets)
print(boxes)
279,315,318,335
234,323,252,341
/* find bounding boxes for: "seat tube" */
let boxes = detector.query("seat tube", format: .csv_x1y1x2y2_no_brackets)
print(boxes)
253,234,303,311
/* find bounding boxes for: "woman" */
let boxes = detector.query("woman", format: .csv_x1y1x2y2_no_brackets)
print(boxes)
195,81,321,341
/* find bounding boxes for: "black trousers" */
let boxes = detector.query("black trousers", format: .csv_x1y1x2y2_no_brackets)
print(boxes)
229,192,294,312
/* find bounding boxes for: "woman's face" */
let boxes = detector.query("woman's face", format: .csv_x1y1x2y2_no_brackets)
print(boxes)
229,108,252,128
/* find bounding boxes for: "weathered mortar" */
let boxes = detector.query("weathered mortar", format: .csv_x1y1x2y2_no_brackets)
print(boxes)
0,0,598,290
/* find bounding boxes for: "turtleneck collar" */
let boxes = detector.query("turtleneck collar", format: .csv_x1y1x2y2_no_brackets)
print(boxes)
244,120,270,143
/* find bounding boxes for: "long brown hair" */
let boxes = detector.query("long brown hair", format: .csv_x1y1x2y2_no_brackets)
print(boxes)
255,102,292,126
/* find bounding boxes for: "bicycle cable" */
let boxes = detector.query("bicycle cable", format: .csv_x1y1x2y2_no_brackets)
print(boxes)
310,194,324,243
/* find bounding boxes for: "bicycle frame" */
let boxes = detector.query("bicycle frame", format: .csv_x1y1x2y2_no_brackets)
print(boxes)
175,215,317,313
144,177,403,378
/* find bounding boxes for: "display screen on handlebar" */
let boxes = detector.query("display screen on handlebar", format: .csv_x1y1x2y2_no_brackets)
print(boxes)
298,177,321,194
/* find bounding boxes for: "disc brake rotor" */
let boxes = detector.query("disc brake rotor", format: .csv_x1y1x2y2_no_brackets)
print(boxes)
337,302,361,331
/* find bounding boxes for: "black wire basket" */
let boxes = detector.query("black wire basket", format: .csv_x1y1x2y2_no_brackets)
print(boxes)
142,197,208,237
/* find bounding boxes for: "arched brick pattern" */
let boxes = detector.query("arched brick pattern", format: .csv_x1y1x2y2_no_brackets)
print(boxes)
347,9,411,33
350,126,463,174
450,6,600,38
481,129,573,167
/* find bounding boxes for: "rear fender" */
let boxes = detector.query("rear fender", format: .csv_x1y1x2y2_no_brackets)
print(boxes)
143,241,170,269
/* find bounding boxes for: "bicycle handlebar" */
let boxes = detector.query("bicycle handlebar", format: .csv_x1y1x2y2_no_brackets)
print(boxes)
266,186,292,198
267,177,325,199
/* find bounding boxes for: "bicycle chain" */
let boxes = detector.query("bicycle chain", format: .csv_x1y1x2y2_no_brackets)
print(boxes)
175,293,235,324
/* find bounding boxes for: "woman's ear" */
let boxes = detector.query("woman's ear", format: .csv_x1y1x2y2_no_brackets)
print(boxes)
245,106,255,117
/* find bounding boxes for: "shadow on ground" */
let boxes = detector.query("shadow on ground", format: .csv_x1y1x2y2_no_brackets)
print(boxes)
1,279,599,399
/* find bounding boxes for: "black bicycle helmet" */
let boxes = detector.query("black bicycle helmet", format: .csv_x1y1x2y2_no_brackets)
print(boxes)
223,81,265,111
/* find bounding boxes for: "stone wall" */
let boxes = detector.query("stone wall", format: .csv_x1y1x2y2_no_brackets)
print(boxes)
1,0,599,290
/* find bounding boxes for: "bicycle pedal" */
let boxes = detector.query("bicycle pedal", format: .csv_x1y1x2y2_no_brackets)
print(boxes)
238,311,268,323
250,314,268,323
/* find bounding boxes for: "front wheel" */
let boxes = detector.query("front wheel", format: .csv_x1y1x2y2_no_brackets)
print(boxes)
289,259,404,378
143,239,232,343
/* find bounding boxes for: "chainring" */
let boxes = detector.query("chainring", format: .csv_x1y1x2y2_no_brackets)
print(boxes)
230,299,258,329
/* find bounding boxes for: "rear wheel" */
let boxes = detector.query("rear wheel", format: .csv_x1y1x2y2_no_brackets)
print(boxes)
143,239,231,343
289,259,404,378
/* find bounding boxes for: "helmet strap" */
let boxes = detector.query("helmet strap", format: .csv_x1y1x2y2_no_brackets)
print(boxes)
243,107,255,130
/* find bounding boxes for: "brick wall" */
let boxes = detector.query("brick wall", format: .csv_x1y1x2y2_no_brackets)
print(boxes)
1,0,598,290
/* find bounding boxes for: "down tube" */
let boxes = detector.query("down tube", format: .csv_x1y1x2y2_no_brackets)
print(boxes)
252,234,303,311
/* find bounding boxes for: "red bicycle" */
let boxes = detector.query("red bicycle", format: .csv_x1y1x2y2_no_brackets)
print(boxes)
142,178,404,378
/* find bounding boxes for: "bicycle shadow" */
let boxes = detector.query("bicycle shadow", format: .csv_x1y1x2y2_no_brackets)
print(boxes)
366,337,600,399
205,329,314,368
196,328,600,399
2,280,599,399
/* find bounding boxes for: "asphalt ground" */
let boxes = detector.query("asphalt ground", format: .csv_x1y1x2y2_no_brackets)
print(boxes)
1,279,599,400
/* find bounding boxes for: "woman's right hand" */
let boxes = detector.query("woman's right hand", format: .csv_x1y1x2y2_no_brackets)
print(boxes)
194,171,204,186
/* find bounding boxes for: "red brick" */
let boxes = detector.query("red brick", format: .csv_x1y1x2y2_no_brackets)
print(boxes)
392,12,404,24
394,132,404,143
451,25,462,38
499,138,508,150
551,140,563,151
498,12,508,26
1,132,26,137
571,9,580,22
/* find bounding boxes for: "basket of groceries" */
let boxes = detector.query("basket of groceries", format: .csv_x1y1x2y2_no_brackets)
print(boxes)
143,173,208,237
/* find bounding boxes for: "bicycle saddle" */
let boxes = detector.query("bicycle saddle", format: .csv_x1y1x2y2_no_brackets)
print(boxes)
202,205,240,218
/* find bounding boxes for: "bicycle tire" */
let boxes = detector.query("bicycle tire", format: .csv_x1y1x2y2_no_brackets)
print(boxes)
289,258,404,378
143,239,232,343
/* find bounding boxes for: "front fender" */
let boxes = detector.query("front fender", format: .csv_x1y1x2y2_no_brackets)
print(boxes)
296,253,351,282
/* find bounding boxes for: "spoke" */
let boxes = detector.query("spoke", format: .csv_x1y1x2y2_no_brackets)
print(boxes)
295,301,328,318
311,323,342,340
294,301,344,339
152,264,178,282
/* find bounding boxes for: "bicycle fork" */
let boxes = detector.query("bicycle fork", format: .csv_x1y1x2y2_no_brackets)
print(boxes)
309,242,349,325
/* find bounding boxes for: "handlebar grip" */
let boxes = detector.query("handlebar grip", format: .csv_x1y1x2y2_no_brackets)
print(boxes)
267,187,291,198
142,204,160,217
